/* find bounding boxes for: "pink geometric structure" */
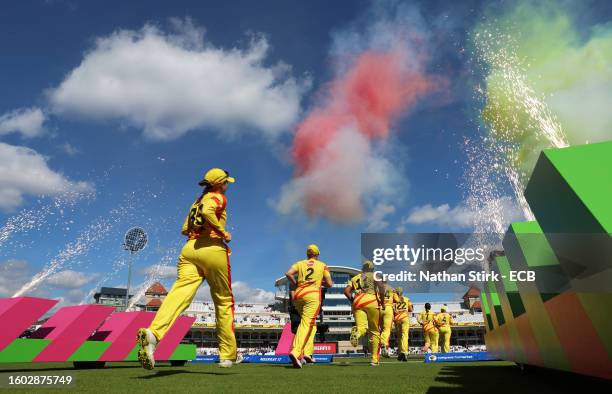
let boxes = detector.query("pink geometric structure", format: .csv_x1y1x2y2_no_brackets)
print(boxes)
274,322,295,355
0,297,197,366
98,311,155,361
0,297,57,352
154,315,195,360
32,305,115,362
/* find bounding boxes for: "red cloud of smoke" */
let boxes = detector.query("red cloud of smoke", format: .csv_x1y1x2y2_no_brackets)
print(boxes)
283,48,442,222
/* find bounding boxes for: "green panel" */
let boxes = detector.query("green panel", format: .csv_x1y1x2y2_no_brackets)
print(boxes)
121,344,196,361
168,344,197,360
68,341,111,362
543,141,612,233
525,141,612,234
0,339,50,363
487,280,505,326
524,142,612,290
496,256,526,318
123,345,139,361
480,291,491,314
504,221,568,302
480,292,494,331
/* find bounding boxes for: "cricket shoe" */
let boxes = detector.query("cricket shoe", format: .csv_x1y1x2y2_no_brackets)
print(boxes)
235,354,244,364
136,328,157,370
303,355,315,364
349,326,360,347
288,353,302,369
370,362,380,367
219,360,233,368
381,347,390,358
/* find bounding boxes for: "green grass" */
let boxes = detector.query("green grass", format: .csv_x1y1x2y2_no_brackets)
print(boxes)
0,357,610,393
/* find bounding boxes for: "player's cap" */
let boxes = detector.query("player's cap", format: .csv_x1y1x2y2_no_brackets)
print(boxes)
199,168,235,186
362,260,374,272
441,304,447,312
395,286,403,294
307,244,320,256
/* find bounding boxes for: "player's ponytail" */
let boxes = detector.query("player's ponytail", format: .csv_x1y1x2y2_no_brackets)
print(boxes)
196,181,213,204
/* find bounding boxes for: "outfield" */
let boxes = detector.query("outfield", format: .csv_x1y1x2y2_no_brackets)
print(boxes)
1,357,611,393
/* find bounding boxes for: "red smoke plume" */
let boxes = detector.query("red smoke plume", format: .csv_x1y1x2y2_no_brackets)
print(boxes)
284,48,442,222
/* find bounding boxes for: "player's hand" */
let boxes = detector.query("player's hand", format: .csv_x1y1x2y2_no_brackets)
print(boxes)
223,231,232,242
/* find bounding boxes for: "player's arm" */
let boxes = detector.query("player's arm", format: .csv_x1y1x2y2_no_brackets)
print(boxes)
285,265,298,288
202,196,230,241
343,284,353,302
449,314,455,326
407,300,413,312
180,214,190,236
322,267,333,288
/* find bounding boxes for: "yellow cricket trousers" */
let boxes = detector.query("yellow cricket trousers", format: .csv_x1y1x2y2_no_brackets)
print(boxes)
149,237,236,361
352,306,368,339
438,326,452,353
290,290,321,358
380,305,394,347
394,315,409,354
424,328,439,353
354,294,382,364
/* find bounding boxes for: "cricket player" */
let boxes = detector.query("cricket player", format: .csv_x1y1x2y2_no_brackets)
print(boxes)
137,168,239,370
435,305,455,353
351,264,386,366
285,244,333,368
343,261,370,347
379,281,395,358
393,287,412,361
418,302,439,353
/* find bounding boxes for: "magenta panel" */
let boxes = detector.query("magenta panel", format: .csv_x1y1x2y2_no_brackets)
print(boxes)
275,322,294,355
98,311,154,361
33,305,114,362
0,297,58,352
154,315,195,360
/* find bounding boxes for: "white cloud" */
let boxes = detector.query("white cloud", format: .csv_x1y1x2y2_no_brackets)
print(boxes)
140,264,176,279
365,203,396,231
0,107,46,138
0,142,93,211
48,18,308,140
0,260,32,297
401,197,523,230
276,128,402,222
46,270,98,289
61,143,80,156
195,280,274,304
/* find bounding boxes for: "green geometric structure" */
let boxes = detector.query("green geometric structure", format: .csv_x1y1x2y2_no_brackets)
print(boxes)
0,339,51,363
482,141,612,379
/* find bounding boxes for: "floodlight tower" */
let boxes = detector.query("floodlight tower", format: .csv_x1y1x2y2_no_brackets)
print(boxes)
123,227,147,310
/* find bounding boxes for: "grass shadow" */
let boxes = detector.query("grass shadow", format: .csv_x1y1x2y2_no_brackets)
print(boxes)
135,369,238,379
427,364,612,394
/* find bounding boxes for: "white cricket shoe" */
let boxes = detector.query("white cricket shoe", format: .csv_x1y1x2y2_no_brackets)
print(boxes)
235,354,244,364
219,359,233,368
137,328,158,370
289,353,302,369
303,355,315,364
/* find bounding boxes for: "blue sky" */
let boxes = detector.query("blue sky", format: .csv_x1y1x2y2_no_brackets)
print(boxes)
0,0,609,306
